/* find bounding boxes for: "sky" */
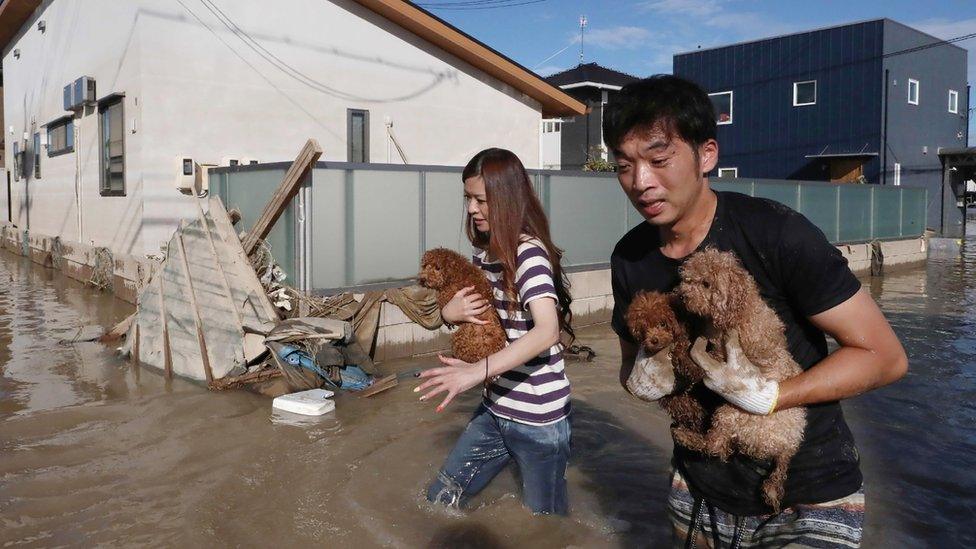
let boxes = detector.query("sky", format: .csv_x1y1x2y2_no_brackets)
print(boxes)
421,0,976,138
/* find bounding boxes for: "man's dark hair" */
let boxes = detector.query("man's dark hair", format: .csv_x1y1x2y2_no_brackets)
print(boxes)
602,74,717,154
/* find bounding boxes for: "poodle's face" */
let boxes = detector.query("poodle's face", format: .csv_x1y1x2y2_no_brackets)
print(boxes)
678,249,749,325
626,291,677,352
418,248,465,290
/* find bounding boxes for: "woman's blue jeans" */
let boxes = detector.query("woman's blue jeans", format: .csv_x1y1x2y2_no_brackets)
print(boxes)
426,405,571,515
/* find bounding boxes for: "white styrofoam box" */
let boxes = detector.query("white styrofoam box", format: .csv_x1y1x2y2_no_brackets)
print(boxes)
272,389,336,416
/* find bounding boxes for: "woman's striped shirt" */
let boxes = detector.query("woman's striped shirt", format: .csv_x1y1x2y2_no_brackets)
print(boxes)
472,238,570,426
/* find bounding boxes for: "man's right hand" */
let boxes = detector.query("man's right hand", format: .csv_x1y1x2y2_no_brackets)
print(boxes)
441,286,490,325
626,345,676,401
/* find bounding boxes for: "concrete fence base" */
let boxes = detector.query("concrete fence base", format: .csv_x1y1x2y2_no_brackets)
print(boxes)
1,222,153,305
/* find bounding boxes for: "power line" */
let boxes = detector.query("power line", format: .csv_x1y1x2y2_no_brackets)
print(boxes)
172,0,339,137
195,0,451,103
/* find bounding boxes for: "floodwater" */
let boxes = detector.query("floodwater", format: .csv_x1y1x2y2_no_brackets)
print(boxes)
1,239,974,548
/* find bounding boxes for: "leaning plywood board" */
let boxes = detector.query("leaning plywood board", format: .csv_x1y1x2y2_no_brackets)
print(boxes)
125,197,278,383
206,197,279,326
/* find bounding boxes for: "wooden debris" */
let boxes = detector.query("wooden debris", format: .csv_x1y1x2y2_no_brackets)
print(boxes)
209,367,284,391
125,196,278,383
242,139,322,256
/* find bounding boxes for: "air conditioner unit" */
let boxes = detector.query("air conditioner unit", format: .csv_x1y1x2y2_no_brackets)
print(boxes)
221,157,240,167
64,76,96,110
176,157,214,196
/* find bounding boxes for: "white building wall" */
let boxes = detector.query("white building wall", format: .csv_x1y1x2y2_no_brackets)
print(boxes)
4,0,544,256
2,0,145,254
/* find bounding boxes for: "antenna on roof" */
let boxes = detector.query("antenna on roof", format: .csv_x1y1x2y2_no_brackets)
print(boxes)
579,15,587,65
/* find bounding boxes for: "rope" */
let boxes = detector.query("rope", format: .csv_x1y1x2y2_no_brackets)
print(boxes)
50,236,65,270
88,247,114,291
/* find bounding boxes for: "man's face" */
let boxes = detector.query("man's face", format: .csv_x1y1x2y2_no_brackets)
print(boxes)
613,127,717,226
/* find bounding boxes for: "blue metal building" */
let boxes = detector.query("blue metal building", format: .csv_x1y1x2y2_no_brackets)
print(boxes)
673,19,969,235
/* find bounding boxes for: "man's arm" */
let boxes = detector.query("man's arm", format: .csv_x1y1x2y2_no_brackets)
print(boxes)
774,289,907,411
619,337,639,389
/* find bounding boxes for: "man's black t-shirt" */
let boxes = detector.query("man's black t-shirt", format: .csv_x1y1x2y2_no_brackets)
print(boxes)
611,190,863,516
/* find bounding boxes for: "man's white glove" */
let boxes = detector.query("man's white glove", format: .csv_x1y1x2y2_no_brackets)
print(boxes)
690,331,779,415
626,344,675,402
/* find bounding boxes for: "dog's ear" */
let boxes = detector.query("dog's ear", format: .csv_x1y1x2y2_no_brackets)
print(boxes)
710,252,749,328
626,292,653,340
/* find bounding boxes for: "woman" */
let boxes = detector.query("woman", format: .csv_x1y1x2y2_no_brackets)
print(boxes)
417,148,574,515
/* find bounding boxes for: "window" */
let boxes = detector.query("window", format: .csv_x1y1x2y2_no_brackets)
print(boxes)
908,79,919,105
32,132,40,179
793,80,816,106
894,162,901,186
949,90,959,114
347,109,369,163
99,97,125,196
709,91,733,124
12,141,20,181
717,167,738,178
47,117,74,156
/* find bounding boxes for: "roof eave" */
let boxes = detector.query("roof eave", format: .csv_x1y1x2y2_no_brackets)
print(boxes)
353,0,585,117
0,0,42,54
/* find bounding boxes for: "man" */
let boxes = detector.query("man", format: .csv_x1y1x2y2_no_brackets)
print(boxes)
603,75,907,547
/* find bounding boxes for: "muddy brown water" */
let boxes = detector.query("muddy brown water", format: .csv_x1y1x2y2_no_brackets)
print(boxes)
1,242,974,547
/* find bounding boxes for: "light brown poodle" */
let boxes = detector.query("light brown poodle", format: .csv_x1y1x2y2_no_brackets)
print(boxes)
675,248,806,511
418,248,507,364
626,291,709,433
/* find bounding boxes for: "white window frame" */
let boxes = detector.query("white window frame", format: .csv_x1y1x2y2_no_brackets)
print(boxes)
908,78,919,105
893,162,901,186
709,90,733,125
717,167,738,178
949,90,959,114
793,80,817,106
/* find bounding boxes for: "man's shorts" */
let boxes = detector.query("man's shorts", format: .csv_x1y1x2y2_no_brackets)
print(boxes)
667,469,865,548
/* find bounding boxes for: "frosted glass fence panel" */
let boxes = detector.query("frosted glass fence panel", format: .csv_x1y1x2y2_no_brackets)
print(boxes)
872,189,902,239
546,173,631,268
837,186,873,243
754,182,800,210
799,185,839,242
210,168,297,281
424,170,468,255
901,187,927,237
310,169,346,290
213,164,928,294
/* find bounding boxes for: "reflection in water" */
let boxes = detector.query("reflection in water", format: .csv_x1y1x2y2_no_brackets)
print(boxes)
2,238,975,546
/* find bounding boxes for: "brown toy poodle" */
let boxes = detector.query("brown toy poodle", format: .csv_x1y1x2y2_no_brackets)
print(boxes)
418,248,507,364
626,291,709,433
675,248,806,511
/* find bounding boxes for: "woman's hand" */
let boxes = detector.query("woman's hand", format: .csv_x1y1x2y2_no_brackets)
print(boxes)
441,286,490,325
415,355,487,412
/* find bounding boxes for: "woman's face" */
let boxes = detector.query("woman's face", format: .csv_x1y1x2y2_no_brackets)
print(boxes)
464,175,489,232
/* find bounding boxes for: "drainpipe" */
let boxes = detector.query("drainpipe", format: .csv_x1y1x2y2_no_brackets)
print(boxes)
966,84,971,147
881,69,889,185
75,119,83,242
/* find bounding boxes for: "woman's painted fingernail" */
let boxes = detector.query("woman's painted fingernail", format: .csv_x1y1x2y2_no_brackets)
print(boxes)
413,387,420,392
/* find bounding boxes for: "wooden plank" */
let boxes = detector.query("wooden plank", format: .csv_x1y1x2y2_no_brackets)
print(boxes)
131,322,140,367
180,218,247,378
176,229,216,384
158,265,173,379
208,196,279,323
241,138,322,255
196,200,245,328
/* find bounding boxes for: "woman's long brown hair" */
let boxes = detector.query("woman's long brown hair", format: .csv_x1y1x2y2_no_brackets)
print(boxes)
463,148,574,343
